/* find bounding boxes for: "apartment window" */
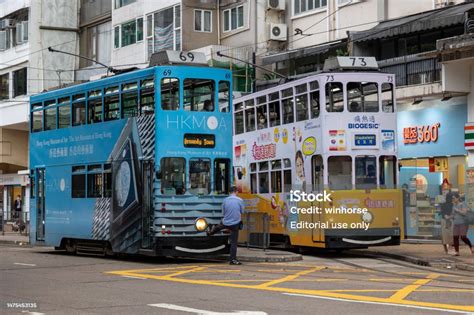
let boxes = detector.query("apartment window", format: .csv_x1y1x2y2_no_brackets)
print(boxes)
223,5,244,32
195,10,212,32
79,22,112,68
13,68,27,97
0,73,8,100
0,30,10,51
121,20,136,47
114,26,120,48
15,21,28,45
147,5,181,58
115,0,136,9
294,0,327,15
137,18,144,41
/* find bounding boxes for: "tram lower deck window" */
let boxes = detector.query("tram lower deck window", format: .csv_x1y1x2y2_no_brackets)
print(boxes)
355,156,377,189
161,157,186,195
328,156,352,190
189,159,210,195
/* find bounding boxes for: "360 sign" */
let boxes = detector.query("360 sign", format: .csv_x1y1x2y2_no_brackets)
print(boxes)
403,123,441,144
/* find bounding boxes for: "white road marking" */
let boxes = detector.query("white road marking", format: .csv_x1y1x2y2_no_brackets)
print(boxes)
14,263,36,266
148,303,267,315
283,293,470,314
21,312,44,315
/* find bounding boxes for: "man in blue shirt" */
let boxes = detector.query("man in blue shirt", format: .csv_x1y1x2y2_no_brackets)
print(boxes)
207,186,244,265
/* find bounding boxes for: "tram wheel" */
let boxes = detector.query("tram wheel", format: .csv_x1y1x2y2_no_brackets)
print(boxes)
65,239,76,254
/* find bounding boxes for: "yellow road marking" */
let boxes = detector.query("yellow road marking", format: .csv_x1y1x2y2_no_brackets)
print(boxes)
256,267,324,288
389,273,440,301
106,267,474,313
162,266,206,278
369,278,412,282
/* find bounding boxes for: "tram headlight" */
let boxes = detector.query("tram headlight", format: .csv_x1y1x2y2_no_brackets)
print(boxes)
195,218,208,232
361,211,373,224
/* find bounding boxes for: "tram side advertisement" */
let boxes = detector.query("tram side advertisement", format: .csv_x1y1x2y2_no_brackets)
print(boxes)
234,113,399,238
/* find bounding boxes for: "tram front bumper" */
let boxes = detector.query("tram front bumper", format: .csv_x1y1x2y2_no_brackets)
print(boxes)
324,228,400,249
154,235,230,257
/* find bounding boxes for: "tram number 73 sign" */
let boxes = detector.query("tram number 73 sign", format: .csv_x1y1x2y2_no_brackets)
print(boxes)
403,123,440,145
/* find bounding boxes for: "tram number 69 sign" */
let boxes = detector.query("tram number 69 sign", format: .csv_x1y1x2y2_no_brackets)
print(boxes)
403,123,441,144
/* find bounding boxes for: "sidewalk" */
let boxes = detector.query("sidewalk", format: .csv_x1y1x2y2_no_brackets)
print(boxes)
0,232,29,245
357,242,474,271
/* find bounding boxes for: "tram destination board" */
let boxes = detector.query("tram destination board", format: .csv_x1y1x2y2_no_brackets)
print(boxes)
183,134,216,148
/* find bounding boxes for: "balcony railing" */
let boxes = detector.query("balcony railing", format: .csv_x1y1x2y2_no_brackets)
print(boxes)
378,52,441,87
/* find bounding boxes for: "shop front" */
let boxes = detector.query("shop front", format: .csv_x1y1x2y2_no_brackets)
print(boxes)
0,173,29,222
397,98,471,239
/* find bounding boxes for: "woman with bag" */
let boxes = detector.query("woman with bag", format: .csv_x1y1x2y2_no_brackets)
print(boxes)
452,193,473,256
440,190,454,254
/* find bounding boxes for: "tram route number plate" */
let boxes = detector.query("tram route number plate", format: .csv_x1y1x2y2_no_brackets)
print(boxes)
183,134,216,148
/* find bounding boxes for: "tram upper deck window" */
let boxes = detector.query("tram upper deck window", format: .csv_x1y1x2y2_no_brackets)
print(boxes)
72,94,86,126
31,107,43,133
44,100,57,131
268,92,281,127
184,78,215,112
310,81,320,118
189,158,210,195
161,157,186,195
218,81,231,112
347,82,379,112
234,104,244,135
104,87,120,121
140,78,155,114
58,97,70,129
379,156,397,189
122,83,139,118
257,101,268,130
245,99,255,132
161,78,180,110
355,156,377,189
295,84,308,122
88,90,103,124
325,82,343,112
382,83,394,113
282,88,294,124
328,156,352,190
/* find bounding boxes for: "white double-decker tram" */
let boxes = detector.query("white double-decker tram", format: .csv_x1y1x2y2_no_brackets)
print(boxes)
233,57,402,249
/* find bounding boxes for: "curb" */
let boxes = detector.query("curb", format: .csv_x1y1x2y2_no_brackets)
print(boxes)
360,250,474,271
0,239,30,246
237,253,303,263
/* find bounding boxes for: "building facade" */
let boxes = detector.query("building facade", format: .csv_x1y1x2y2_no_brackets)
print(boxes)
0,0,79,221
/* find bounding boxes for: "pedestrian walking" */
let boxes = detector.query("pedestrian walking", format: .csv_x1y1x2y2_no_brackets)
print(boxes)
207,186,244,265
13,195,22,220
452,193,473,256
440,190,454,254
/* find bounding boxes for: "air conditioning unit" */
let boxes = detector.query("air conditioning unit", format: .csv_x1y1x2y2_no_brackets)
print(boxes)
269,23,287,41
267,0,285,11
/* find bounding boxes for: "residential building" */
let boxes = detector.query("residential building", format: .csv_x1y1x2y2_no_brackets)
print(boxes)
0,0,79,221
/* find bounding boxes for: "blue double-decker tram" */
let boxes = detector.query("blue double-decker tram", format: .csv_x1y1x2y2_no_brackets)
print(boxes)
29,51,233,256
